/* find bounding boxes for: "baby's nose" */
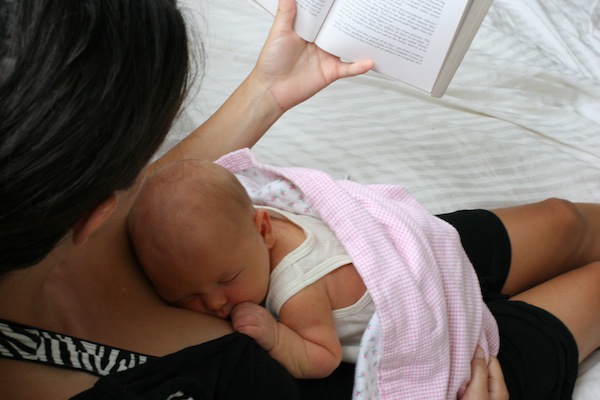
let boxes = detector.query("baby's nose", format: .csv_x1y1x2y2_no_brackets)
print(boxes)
203,294,227,313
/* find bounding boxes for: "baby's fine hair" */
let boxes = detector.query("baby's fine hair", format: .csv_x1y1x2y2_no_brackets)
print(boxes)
128,160,255,266
130,160,254,234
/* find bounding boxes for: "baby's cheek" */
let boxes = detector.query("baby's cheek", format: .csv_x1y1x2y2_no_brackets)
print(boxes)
228,285,257,307
176,296,206,314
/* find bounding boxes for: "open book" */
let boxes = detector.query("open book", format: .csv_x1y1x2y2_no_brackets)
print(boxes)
252,0,493,97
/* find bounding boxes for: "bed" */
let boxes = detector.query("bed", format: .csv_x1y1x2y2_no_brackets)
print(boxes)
166,0,600,398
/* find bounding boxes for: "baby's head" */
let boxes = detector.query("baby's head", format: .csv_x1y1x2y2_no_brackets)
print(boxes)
129,160,274,318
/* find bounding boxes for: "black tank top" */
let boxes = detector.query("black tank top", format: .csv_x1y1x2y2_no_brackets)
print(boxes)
0,318,302,399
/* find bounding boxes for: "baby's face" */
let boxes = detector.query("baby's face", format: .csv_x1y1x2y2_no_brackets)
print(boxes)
146,227,271,319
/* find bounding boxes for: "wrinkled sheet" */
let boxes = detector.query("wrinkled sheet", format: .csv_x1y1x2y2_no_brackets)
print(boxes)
167,0,600,398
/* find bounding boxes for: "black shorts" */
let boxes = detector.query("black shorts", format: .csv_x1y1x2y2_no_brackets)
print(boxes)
438,210,579,400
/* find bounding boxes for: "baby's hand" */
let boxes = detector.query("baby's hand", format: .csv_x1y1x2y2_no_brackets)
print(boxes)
231,302,279,352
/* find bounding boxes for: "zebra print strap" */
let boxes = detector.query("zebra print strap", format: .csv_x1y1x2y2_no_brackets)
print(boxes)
0,319,150,376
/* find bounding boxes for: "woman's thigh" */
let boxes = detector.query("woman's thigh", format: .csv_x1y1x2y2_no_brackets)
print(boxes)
488,298,578,400
511,261,600,362
437,209,511,300
492,198,600,296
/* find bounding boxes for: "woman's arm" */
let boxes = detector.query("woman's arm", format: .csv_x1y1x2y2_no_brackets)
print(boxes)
152,0,372,170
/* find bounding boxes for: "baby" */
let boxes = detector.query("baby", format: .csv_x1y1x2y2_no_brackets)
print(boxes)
128,159,369,378
129,154,600,399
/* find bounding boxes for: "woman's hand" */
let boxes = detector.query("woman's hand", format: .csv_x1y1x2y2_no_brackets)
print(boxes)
250,0,373,113
461,347,509,400
153,0,372,167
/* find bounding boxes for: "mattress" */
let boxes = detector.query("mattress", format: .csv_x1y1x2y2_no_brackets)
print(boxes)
166,0,600,398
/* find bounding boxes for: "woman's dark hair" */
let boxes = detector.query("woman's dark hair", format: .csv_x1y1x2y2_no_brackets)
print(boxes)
0,0,195,273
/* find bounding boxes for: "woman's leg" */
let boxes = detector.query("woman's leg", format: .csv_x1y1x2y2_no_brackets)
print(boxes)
492,198,600,296
510,261,600,362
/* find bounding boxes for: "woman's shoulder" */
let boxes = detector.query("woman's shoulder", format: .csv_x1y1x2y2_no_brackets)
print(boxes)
0,316,300,400
0,280,235,397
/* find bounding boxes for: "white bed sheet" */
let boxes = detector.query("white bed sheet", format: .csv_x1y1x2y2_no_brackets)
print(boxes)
168,0,600,398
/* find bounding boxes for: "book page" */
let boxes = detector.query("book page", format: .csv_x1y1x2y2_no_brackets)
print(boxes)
314,0,470,93
294,0,337,41
253,0,336,42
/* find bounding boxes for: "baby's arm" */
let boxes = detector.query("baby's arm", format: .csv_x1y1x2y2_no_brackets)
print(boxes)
231,284,342,379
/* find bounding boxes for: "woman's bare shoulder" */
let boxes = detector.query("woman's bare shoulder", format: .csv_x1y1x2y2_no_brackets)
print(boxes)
0,308,234,398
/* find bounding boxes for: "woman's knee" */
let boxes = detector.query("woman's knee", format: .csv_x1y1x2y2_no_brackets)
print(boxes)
539,198,586,241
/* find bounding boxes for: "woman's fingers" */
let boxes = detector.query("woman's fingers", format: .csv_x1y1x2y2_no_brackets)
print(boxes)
275,0,296,28
487,356,509,399
462,347,490,399
461,347,509,400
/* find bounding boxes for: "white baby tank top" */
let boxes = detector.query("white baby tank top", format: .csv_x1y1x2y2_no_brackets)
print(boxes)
261,206,375,362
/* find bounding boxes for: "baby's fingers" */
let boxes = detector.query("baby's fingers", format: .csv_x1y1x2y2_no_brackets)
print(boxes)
231,303,261,328
231,303,277,351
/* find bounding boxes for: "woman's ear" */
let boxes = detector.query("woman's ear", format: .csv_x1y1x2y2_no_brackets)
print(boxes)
254,208,274,249
71,193,119,245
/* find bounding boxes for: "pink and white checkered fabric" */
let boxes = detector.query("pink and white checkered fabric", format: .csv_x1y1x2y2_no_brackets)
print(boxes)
218,149,499,399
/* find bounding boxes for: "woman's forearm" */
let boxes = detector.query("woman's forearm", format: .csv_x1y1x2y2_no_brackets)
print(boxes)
152,71,282,170
152,0,372,171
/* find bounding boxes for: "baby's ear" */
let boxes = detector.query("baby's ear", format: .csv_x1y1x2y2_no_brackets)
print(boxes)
254,208,274,248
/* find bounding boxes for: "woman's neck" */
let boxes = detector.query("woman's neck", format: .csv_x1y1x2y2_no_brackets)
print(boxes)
0,216,233,357
0,220,157,336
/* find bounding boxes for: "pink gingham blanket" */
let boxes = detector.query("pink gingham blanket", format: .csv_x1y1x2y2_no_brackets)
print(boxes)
217,149,499,399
